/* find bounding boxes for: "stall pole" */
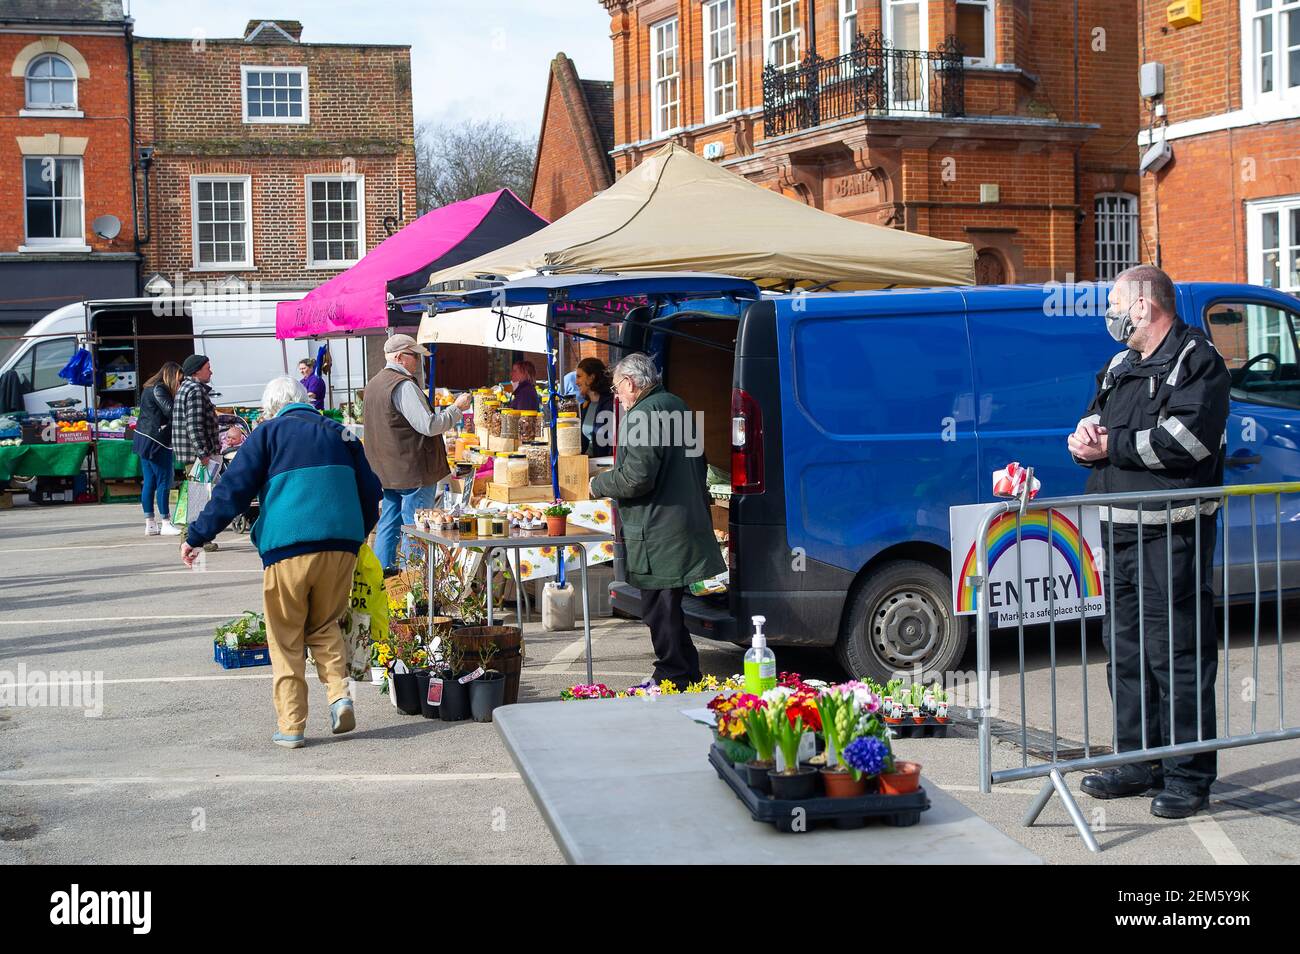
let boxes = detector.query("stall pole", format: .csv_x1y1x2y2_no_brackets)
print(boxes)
280,338,289,374
544,312,566,588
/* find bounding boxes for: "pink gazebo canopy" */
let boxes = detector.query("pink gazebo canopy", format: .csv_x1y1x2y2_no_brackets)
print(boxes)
276,189,547,339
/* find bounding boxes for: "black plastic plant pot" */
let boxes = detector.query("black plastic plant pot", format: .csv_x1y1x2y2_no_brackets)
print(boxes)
744,760,775,793
438,671,472,722
469,671,506,722
391,671,423,715
415,669,439,720
767,766,820,800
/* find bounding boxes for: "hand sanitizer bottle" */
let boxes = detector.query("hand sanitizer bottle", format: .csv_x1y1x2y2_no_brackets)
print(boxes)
743,615,776,695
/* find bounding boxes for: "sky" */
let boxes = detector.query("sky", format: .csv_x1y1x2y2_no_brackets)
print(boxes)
126,0,614,136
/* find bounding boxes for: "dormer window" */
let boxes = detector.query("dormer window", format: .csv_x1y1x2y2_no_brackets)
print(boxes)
26,54,77,109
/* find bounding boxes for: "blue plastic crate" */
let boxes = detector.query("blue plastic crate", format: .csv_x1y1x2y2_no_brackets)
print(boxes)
213,642,272,669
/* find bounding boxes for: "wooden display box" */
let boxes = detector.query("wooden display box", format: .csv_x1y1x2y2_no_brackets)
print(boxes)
447,475,487,497
557,454,591,501
486,435,518,453
711,498,729,534
486,482,555,503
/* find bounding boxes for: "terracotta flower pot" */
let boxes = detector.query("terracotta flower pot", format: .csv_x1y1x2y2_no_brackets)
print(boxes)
546,515,568,536
880,760,922,795
820,767,867,798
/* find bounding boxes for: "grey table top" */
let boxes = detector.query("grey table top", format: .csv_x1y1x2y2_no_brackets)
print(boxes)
495,694,1042,865
404,524,614,550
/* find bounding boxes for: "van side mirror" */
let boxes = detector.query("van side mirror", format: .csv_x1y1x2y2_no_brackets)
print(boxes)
1208,308,1244,326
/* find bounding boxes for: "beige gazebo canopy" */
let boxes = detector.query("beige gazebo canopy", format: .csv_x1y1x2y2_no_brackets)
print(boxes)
424,143,974,291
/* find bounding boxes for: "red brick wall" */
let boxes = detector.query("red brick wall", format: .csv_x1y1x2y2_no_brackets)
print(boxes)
133,37,416,288
0,33,135,253
1138,4,1300,283
532,68,610,220
602,0,1140,282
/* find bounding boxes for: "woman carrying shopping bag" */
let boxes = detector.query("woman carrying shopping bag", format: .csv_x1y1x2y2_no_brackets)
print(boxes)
132,362,184,536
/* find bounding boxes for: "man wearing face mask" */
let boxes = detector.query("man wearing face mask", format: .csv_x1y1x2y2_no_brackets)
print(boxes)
1067,264,1229,819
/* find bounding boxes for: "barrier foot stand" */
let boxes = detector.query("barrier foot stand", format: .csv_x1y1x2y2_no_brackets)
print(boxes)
1022,769,1101,853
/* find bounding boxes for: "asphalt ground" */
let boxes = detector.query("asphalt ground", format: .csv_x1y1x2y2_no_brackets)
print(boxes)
1,499,1296,864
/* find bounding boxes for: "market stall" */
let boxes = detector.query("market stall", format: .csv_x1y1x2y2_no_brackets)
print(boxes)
422,142,975,291
275,188,549,403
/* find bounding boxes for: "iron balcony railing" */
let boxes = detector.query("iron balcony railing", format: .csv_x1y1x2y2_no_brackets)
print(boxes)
762,31,965,137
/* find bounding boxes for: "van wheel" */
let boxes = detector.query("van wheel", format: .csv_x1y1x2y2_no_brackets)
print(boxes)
836,560,968,684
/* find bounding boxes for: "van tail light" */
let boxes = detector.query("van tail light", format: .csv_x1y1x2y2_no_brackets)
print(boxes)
731,387,764,495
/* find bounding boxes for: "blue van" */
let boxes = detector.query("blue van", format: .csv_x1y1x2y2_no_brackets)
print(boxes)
430,275,1300,681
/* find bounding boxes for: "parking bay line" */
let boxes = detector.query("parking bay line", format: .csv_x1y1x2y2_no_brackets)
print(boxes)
0,772,524,786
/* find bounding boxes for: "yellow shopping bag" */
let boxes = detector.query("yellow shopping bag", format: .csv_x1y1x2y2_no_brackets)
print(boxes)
337,543,389,679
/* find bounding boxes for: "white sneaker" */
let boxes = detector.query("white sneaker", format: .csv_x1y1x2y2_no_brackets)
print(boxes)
158,520,182,537
145,518,160,536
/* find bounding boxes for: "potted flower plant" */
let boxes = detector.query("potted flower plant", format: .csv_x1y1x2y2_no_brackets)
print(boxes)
389,626,427,716
543,502,572,536
468,641,507,722
736,696,776,792
816,681,884,797
842,735,890,790
933,684,951,723
766,696,819,800
707,692,756,767
432,630,472,722
879,755,922,795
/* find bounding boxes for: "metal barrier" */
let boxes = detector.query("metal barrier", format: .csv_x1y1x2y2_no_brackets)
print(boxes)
970,481,1300,852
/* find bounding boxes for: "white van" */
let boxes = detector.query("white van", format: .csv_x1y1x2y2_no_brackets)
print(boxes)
0,294,368,414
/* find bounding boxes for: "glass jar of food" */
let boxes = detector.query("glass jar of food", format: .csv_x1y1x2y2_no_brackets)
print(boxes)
500,408,520,441
487,403,503,438
524,441,550,484
519,410,541,442
472,391,494,434
556,418,582,457
492,516,508,537
476,512,495,536
506,453,529,488
492,453,510,485
458,513,476,535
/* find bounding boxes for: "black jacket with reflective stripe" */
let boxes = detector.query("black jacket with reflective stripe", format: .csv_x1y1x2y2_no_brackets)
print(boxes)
1074,318,1230,523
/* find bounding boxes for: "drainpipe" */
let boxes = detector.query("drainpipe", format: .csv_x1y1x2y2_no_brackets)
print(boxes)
125,17,142,291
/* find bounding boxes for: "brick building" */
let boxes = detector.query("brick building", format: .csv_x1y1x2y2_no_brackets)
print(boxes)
1137,1,1300,301
132,19,417,295
595,0,1142,283
531,53,615,220
0,0,137,358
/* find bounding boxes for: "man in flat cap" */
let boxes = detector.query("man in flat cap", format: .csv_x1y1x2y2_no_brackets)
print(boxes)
363,335,471,573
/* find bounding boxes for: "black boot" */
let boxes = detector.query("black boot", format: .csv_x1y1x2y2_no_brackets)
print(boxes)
1080,765,1163,799
1151,788,1209,819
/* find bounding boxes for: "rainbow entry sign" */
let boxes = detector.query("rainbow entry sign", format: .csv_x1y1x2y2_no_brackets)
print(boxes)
949,504,1105,628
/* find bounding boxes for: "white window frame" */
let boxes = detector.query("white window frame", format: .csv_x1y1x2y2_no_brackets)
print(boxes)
240,65,310,124
650,17,681,136
1094,192,1139,281
840,0,859,55
764,0,802,73
1242,0,1300,108
190,175,254,271
1247,194,1300,293
956,0,995,67
24,53,78,111
304,174,367,269
882,0,929,109
22,156,85,248
703,0,739,123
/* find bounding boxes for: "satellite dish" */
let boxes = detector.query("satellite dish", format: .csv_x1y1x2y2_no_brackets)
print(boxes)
92,214,122,240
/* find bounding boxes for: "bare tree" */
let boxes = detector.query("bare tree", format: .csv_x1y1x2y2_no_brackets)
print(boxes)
415,119,536,214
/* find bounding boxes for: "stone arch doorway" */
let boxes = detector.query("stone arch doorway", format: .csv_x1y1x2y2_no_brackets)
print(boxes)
975,248,1008,285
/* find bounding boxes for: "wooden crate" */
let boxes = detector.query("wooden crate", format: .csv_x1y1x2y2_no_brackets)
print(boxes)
557,454,590,501
0,490,12,510
486,482,555,503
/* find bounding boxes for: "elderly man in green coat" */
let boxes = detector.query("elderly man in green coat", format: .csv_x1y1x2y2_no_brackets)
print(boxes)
590,352,725,689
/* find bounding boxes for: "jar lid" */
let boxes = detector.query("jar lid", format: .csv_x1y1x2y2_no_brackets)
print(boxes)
508,453,526,459
502,408,519,415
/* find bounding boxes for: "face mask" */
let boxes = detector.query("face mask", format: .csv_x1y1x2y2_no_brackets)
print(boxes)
1105,301,1136,343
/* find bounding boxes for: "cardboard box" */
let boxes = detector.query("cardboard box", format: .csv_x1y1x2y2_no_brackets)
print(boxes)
557,454,590,501
0,491,12,510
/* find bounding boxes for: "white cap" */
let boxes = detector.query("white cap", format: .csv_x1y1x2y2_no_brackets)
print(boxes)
751,614,766,647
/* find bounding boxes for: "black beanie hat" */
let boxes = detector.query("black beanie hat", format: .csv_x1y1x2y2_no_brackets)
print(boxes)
182,354,210,376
